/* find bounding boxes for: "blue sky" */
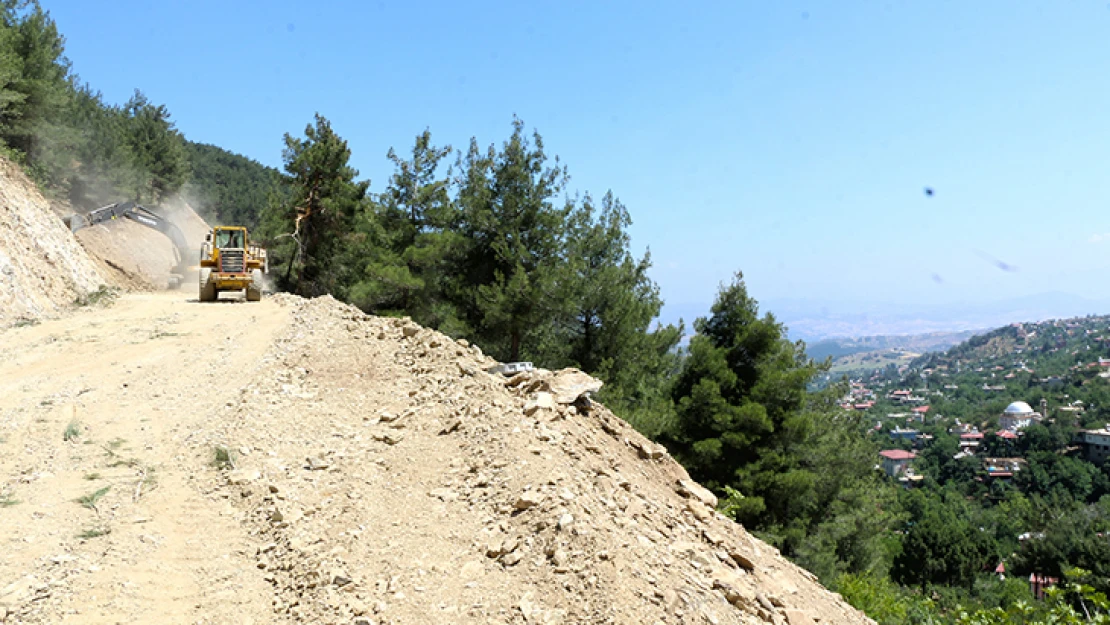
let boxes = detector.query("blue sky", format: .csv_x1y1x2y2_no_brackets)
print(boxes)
43,1,1110,334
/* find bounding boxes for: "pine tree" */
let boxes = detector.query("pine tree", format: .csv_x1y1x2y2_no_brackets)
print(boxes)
454,118,569,362
0,0,77,192
121,90,189,204
66,86,134,206
0,0,69,159
262,113,369,298
667,274,820,489
347,130,461,328
893,490,997,591
0,5,27,142
562,191,682,435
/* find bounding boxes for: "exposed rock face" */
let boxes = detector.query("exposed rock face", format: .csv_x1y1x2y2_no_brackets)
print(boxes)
0,157,104,326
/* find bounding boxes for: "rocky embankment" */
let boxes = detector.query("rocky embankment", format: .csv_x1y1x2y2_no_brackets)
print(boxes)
0,158,104,326
203,295,872,625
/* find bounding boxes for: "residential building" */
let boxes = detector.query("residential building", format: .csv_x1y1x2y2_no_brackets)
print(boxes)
889,427,919,442
983,457,1027,480
959,431,984,452
1076,429,1110,466
879,449,916,477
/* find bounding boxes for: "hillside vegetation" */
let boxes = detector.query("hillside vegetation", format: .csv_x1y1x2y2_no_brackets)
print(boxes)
0,2,282,217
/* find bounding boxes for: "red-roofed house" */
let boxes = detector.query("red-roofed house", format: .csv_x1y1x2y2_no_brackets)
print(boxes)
1030,574,1058,600
911,405,930,414
879,449,917,477
994,430,1018,441
960,431,984,452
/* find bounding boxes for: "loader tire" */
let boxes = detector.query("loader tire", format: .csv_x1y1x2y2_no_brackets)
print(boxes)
199,268,216,302
245,269,262,302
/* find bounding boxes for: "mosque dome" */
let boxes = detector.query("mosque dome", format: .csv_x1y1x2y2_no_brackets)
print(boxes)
1003,401,1034,416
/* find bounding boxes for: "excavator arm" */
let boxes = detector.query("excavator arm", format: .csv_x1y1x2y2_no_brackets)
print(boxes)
65,201,191,285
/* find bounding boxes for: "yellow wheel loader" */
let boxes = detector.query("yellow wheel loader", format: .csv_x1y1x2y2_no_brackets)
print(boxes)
198,226,268,302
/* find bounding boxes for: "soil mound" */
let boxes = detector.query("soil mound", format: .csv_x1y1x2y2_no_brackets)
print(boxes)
205,295,873,625
0,157,104,327
75,220,181,290
0,291,872,624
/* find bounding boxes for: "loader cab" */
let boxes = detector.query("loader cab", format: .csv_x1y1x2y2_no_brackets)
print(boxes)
213,228,245,250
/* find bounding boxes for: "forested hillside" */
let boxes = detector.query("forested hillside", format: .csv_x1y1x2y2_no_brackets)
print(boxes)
0,2,282,217
182,141,282,228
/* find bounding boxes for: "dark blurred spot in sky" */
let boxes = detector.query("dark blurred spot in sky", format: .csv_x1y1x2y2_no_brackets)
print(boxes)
931,273,943,284
974,250,1018,273
924,187,934,197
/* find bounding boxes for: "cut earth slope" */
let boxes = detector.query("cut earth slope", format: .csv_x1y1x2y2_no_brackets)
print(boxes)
0,158,104,327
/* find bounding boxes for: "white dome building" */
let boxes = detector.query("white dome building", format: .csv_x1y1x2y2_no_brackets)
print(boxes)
1000,400,1041,431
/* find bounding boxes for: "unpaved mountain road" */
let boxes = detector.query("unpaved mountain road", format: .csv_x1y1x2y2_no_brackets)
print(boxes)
0,291,290,624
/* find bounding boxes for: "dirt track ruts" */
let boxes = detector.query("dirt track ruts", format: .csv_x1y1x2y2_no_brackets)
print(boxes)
0,290,290,624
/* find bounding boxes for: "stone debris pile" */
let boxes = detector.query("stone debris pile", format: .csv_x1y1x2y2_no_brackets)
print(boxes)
196,295,874,624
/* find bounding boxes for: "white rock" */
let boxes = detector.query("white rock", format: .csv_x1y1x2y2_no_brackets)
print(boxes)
548,369,603,404
227,469,261,485
524,393,556,416
675,479,718,508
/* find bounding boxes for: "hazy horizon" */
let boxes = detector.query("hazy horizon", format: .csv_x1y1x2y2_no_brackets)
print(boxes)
660,290,1110,342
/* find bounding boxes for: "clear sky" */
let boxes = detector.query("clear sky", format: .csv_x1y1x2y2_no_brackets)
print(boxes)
41,1,1110,332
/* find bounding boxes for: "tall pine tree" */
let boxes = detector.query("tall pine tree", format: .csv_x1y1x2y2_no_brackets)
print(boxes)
347,130,463,329
563,191,682,435
121,90,189,204
260,113,369,298
455,118,569,362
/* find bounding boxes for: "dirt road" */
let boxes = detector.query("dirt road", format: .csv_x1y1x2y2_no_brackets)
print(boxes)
0,291,290,624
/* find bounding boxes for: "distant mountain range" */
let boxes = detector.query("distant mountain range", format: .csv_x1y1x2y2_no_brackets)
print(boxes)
762,292,1110,342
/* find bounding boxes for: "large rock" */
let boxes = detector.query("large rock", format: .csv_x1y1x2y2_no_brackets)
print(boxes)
676,479,719,508
547,369,603,404
524,392,556,416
